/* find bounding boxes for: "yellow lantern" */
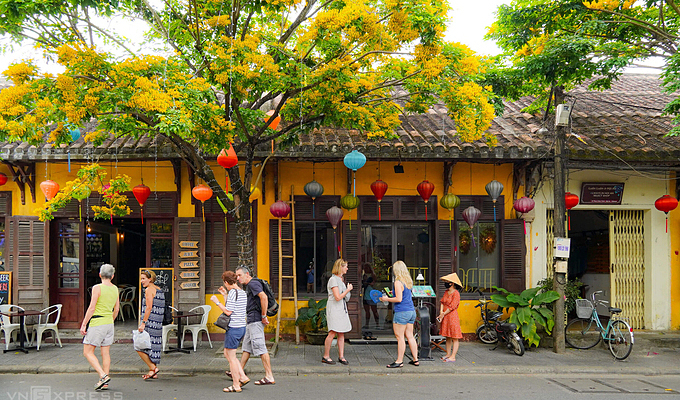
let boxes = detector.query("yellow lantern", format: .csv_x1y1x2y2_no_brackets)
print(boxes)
250,186,261,202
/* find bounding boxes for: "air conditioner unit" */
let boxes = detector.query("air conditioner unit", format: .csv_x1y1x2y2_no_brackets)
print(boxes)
555,104,571,126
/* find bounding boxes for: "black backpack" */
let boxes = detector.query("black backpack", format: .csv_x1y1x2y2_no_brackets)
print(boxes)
253,278,279,317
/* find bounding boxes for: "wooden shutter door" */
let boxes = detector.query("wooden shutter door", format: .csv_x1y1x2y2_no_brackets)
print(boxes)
175,218,205,312
342,220,361,338
436,220,456,303
269,219,293,297
501,219,525,293
12,218,47,311
205,219,226,293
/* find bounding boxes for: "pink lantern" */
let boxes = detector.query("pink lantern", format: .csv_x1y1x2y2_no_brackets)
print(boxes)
326,206,344,257
270,200,291,219
462,206,481,247
514,196,535,234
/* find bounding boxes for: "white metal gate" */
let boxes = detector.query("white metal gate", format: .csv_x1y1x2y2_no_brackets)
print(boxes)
609,210,644,329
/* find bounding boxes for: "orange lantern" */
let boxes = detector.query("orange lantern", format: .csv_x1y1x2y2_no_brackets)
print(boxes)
192,184,213,221
265,110,281,130
40,180,60,200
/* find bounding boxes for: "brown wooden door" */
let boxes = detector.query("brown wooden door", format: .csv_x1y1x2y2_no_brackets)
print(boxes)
50,219,85,328
342,220,361,338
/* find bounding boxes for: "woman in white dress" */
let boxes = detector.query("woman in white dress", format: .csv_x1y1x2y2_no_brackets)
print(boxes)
322,259,353,365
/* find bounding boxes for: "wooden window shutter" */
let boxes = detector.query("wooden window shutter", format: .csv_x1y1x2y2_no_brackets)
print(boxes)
175,218,205,312
205,219,226,293
14,218,46,309
436,220,456,303
359,196,396,220
500,219,525,293
226,220,238,272
455,195,504,221
269,219,293,297
341,220,361,338
294,196,341,220
6,218,13,274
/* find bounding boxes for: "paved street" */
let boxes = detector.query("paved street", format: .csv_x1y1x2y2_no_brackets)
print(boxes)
3,373,680,400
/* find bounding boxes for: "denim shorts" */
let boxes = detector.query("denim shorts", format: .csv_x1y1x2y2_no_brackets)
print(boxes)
393,310,416,325
224,326,246,350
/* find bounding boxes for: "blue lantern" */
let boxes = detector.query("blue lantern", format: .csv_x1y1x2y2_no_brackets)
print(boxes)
343,150,366,196
67,126,81,172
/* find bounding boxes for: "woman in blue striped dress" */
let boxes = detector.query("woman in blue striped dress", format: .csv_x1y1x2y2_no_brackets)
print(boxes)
137,269,164,380
211,270,248,393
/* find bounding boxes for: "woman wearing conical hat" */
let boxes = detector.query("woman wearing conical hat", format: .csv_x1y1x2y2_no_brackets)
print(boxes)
438,272,463,362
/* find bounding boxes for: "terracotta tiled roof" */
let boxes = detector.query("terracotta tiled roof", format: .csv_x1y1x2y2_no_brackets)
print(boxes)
1,74,678,164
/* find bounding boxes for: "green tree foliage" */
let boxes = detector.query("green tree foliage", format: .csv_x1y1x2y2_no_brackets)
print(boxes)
484,0,680,125
0,0,498,268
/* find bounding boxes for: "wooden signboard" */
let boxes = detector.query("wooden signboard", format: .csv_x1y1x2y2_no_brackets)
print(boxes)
179,250,198,258
0,272,11,306
179,241,199,249
179,261,199,269
180,271,199,279
180,281,200,289
139,268,174,308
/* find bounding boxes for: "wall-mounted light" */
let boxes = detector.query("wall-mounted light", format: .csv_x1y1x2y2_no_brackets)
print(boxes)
87,222,91,233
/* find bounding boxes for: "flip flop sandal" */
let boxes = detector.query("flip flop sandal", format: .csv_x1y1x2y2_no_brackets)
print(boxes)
223,385,242,393
94,375,110,390
143,368,159,380
254,378,276,385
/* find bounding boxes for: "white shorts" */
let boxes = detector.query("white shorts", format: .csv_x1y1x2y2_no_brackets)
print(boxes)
83,323,114,347
241,322,267,356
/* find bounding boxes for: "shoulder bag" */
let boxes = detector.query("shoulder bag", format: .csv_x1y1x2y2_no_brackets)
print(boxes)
214,289,237,331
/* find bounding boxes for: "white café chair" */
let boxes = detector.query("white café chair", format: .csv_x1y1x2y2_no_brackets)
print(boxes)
118,287,137,321
32,304,63,350
162,306,178,352
181,305,213,351
0,304,25,350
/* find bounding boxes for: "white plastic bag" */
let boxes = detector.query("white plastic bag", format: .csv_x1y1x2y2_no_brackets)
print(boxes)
132,330,151,351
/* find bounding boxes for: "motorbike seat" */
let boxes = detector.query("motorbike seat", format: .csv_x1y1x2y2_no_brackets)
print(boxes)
500,322,517,331
609,307,622,314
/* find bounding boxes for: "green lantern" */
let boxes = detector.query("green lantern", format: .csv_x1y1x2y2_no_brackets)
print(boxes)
440,193,460,231
72,185,92,221
340,194,360,230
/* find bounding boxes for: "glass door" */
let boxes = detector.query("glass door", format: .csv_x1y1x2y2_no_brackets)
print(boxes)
52,220,85,328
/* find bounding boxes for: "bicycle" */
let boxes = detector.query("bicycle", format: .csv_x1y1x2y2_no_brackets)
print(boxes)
564,290,634,360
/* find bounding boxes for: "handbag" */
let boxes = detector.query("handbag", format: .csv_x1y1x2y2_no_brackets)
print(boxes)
214,289,237,331
132,329,151,351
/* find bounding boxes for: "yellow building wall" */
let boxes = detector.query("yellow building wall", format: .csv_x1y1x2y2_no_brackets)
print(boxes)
670,175,680,329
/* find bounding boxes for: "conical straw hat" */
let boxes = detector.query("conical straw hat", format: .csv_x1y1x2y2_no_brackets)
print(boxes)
440,272,462,287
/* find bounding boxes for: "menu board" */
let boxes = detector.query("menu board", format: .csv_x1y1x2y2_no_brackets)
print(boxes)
178,240,199,289
0,272,10,305
412,285,436,298
139,268,174,308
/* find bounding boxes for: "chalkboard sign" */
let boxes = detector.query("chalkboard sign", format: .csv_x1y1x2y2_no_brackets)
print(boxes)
0,272,10,306
139,268,174,310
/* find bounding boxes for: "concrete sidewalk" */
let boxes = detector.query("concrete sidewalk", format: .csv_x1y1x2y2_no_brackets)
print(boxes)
1,331,679,376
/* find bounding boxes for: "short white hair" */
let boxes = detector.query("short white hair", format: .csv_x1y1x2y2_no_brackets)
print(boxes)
100,264,115,279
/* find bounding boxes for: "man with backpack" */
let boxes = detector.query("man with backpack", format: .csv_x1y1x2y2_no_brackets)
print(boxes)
233,266,275,386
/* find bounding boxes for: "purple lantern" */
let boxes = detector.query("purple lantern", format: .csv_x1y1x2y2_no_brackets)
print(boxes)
270,200,291,218
514,196,535,234
326,206,344,257
462,206,481,247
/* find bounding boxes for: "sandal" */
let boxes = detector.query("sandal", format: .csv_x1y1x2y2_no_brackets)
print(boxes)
254,377,276,385
386,362,403,368
338,358,349,365
240,378,250,387
223,385,242,393
225,371,233,378
408,360,419,366
321,357,336,365
143,368,159,380
94,375,110,390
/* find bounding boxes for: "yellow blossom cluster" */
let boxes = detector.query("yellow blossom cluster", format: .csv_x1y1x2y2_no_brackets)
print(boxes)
205,15,230,27
2,62,37,84
388,10,419,42
583,0,637,10
515,34,550,58
445,82,496,144
56,43,108,75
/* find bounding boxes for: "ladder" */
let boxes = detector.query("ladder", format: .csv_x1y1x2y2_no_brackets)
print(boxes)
275,185,300,344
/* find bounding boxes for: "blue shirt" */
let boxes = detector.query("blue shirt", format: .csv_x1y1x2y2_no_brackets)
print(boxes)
393,282,414,313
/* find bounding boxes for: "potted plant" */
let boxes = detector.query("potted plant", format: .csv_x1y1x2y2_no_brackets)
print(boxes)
295,298,328,345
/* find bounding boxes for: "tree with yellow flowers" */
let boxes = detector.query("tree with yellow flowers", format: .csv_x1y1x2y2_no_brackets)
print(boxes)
0,0,496,268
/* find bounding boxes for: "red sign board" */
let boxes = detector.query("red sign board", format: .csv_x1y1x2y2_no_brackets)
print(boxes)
580,183,625,205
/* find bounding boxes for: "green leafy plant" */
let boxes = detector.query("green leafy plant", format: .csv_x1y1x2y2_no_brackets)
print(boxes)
295,298,328,333
537,277,584,316
491,286,560,348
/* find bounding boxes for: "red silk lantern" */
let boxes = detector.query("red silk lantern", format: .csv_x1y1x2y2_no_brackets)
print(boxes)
133,184,151,223
0,173,7,186
417,180,435,221
270,200,291,241
565,192,579,231
40,180,60,201
514,196,536,234
655,194,678,233
192,184,213,222
370,180,388,220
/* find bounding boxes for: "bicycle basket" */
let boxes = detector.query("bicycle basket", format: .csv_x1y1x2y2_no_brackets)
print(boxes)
575,299,594,319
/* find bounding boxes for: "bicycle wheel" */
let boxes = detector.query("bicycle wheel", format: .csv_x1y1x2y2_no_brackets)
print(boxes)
607,320,633,360
476,324,498,344
565,318,601,349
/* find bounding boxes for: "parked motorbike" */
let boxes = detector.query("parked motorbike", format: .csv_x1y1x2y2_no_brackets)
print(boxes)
475,291,525,356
